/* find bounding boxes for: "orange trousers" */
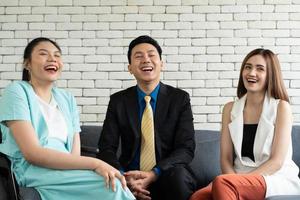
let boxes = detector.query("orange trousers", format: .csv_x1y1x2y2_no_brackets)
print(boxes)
190,174,266,200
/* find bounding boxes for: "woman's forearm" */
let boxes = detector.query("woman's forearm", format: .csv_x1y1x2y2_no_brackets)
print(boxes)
27,145,103,170
221,159,236,174
7,121,101,170
249,158,282,176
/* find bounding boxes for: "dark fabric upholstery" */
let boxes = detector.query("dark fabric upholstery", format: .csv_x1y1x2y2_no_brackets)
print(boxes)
266,195,300,200
189,130,221,188
80,126,101,149
80,125,102,157
0,152,19,200
0,156,9,200
0,175,8,200
19,187,41,200
292,126,300,177
2,125,300,199
80,126,300,199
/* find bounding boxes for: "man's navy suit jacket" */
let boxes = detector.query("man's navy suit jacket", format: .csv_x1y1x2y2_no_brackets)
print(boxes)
97,82,195,173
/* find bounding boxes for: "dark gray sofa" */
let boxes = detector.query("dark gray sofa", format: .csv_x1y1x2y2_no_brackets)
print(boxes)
79,125,300,200
2,126,300,200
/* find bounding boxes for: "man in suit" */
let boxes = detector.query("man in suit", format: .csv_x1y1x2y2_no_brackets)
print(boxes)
97,35,197,200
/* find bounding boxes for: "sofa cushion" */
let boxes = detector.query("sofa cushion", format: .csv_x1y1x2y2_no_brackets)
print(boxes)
292,126,300,177
79,125,300,197
81,126,222,188
80,126,101,148
189,130,221,188
0,175,8,200
19,187,41,200
266,195,300,200
80,126,102,157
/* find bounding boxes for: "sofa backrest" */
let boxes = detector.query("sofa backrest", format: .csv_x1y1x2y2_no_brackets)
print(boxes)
80,126,102,157
79,125,222,187
79,125,300,186
80,126,102,149
292,126,300,175
189,126,300,185
188,130,221,188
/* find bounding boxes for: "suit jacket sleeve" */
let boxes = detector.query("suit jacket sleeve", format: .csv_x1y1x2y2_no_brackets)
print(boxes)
155,90,195,172
96,95,122,170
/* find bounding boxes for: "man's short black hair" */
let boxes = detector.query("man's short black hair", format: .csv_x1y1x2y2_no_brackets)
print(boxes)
127,35,162,64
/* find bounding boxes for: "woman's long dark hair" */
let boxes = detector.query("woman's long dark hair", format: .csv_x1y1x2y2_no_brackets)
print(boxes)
237,48,289,102
22,37,61,81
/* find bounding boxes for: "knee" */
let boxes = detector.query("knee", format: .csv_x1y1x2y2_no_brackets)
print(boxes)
189,184,212,200
189,190,203,200
159,166,195,195
212,174,236,199
162,166,189,184
211,175,232,193
212,174,234,188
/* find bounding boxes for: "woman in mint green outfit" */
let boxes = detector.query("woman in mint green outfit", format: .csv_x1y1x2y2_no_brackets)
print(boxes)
0,37,135,200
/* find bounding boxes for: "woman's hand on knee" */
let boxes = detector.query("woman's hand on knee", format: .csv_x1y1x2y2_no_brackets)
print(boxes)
94,160,127,191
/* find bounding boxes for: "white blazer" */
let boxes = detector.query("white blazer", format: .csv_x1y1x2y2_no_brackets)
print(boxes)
228,94,300,197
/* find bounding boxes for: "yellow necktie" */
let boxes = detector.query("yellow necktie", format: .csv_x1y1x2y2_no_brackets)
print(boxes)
140,96,156,171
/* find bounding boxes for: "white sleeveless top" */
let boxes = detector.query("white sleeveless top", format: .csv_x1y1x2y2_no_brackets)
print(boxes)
229,94,300,197
35,94,68,143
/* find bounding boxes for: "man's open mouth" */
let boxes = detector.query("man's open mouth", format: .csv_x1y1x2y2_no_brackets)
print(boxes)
141,66,153,72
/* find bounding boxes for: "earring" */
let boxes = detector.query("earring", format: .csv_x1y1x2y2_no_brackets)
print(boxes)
25,66,31,72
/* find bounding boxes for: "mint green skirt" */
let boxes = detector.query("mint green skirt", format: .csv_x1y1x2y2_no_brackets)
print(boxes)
14,139,135,200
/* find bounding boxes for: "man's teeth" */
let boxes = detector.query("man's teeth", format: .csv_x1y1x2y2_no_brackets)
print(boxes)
142,67,153,71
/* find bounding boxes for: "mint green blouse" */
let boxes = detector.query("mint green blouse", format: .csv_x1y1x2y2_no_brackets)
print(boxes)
0,81,80,185
0,81,135,200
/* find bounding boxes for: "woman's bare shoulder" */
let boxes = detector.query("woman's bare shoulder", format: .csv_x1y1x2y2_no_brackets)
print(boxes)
223,101,234,114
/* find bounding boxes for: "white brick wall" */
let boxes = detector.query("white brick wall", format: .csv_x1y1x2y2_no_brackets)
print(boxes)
1,0,300,130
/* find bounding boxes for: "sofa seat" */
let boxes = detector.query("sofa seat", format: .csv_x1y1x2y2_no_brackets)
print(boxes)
80,126,300,200
266,196,300,200
3,125,300,200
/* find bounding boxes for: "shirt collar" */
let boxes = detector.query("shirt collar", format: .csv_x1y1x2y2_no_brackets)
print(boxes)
137,83,160,104
34,93,57,108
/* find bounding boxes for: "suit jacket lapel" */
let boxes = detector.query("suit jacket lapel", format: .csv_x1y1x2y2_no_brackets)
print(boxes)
154,83,168,128
125,86,140,138
154,82,169,159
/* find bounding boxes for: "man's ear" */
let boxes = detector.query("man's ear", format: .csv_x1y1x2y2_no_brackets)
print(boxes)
160,60,164,69
128,64,133,74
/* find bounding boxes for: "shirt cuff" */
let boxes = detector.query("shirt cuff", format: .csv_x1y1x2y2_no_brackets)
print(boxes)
152,167,161,177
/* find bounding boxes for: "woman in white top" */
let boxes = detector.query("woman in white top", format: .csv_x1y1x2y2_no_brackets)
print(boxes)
190,48,300,200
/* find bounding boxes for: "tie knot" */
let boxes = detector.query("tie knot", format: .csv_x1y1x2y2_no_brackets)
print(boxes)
144,96,151,103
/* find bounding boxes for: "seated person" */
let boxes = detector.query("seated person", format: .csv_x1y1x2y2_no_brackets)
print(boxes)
0,37,135,200
190,48,300,200
97,35,197,200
